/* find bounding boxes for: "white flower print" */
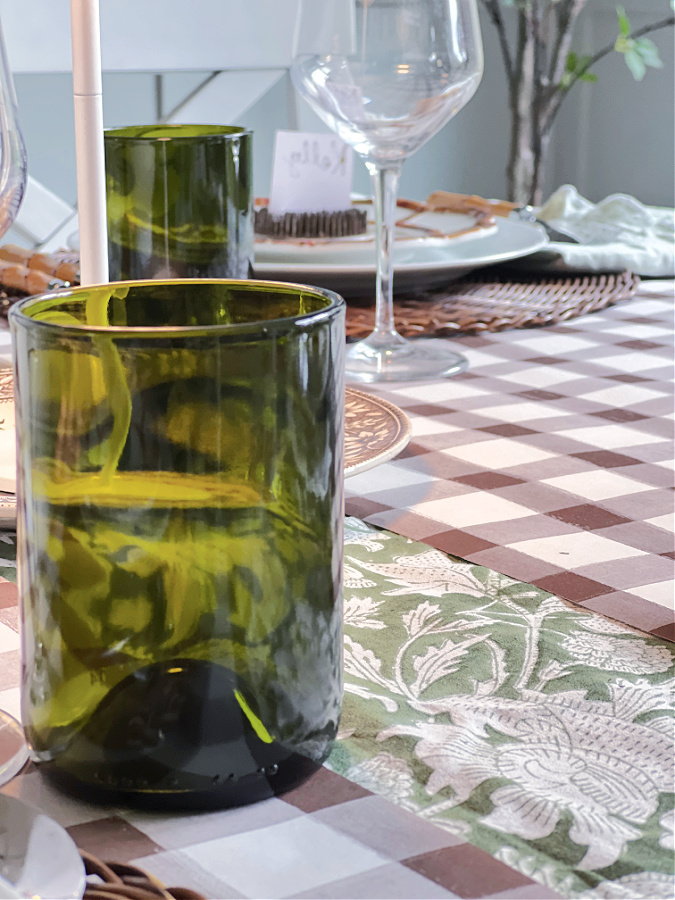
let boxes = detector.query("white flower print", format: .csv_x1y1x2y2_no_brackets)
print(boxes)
495,847,578,896
343,562,376,590
344,518,388,551
402,601,443,636
344,595,386,630
346,752,414,803
343,636,396,691
583,872,675,899
562,631,673,674
380,695,674,870
577,616,635,636
358,550,487,598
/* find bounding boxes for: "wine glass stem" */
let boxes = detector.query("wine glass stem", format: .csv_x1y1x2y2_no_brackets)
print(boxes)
366,161,405,345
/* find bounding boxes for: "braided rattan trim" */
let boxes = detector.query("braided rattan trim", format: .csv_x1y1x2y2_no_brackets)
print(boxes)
80,850,206,900
345,270,641,339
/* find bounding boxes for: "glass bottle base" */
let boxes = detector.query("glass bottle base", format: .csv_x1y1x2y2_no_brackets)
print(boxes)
36,752,323,811
26,658,335,810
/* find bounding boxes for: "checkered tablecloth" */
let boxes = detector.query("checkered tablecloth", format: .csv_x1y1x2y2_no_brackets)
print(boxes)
3,763,560,899
0,279,673,899
346,280,674,641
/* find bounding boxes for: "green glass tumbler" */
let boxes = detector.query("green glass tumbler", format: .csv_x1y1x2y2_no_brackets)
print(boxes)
9,279,345,810
105,124,253,281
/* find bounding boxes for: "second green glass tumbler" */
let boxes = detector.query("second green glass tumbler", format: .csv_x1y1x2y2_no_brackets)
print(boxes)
104,124,253,281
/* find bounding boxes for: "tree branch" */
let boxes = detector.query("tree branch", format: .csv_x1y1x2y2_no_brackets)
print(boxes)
548,0,588,88
572,15,675,87
546,15,675,127
478,0,514,82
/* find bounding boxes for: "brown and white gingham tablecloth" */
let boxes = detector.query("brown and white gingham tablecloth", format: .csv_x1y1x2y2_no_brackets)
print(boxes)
345,279,674,642
0,277,672,899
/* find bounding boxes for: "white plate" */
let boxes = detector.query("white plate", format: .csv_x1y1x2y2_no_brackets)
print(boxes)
0,794,85,899
254,198,497,265
253,216,548,297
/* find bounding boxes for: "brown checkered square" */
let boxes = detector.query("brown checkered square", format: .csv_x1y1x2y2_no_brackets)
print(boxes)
67,816,163,863
403,845,540,898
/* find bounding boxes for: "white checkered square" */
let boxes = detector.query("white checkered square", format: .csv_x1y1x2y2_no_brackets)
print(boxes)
345,462,437,495
0,621,19,653
541,471,654,501
497,367,582,388
563,424,662,450
413,493,535,528
440,439,556,468
506,334,598,354
473,401,566,423
507,532,647,568
579,384,669,406
595,352,672,373
630,581,675,610
182,816,390,898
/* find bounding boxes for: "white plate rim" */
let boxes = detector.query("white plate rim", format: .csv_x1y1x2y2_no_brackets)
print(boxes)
253,216,548,279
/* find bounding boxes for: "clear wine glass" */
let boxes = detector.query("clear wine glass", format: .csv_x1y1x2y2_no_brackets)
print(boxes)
291,0,483,383
0,13,28,788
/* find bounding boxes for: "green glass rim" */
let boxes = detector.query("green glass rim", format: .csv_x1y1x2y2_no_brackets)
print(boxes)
103,124,251,143
8,278,345,339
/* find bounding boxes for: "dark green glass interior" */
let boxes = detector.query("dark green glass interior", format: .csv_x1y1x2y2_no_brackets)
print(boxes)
13,280,339,334
104,125,253,281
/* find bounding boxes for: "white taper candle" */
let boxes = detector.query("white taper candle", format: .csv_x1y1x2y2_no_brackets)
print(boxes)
70,0,108,285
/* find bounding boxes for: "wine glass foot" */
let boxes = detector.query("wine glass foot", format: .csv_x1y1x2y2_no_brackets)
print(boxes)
0,711,29,787
345,336,468,384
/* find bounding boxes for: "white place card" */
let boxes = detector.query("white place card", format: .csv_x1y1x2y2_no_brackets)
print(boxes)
268,130,354,215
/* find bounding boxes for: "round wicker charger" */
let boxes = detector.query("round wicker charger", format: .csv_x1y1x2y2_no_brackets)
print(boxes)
345,269,640,340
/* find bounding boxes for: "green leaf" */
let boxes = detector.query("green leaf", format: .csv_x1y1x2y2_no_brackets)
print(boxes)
616,6,631,37
635,37,663,69
624,47,647,80
561,51,597,89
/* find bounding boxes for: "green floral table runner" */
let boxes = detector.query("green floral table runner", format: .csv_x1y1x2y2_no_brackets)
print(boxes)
1,522,673,899
332,518,674,900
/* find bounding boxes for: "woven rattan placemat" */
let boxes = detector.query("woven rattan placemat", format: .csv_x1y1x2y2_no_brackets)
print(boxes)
81,850,206,899
345,269,641,340
0,268,642,342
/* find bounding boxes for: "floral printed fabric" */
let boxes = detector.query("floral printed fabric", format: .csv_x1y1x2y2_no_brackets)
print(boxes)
0,531,16,580
330,518,675,900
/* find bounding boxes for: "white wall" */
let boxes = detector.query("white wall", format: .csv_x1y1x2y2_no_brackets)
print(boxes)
3,0,674,226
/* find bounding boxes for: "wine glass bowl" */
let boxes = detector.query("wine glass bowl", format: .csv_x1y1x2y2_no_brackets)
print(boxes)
291,0,483,382
0,13,28,788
